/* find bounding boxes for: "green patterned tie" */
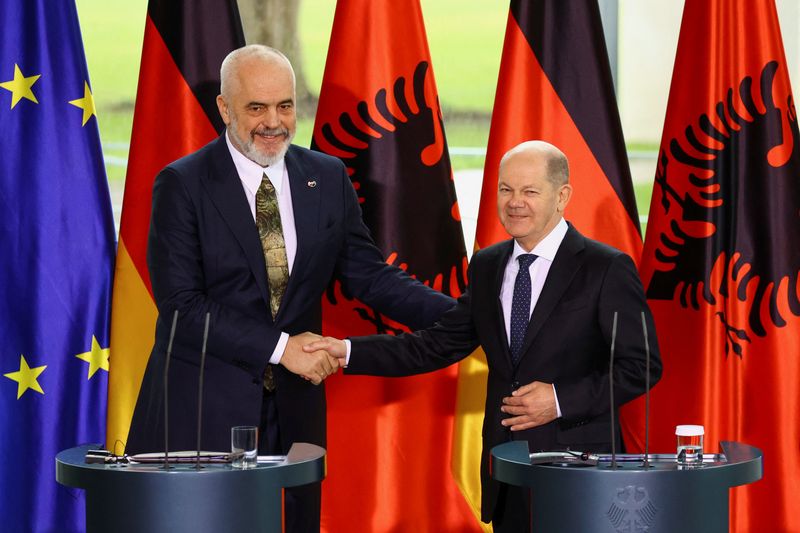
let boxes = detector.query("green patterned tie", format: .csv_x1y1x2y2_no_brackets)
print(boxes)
256,173,289,391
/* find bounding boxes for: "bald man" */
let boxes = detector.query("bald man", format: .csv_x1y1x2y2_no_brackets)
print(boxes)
307,141,662,532
126,45,454,531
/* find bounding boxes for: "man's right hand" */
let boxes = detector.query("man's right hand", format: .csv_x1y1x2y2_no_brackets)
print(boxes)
279,332,340,385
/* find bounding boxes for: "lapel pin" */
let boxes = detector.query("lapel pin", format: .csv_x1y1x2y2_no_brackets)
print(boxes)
307,180,317,188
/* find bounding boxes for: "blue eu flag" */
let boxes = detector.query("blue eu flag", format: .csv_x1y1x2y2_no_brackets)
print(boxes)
0,1,116,531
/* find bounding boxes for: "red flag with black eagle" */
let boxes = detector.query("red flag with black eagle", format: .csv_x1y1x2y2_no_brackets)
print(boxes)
106,0,245,453
452,1,644,523
640,0,800,530
310,1,479,531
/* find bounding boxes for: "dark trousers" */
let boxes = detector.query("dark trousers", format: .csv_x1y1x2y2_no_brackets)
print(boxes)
259,391,321,533
492,483,531,533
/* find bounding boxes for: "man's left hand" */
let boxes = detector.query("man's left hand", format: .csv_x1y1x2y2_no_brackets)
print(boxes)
500,381,557,431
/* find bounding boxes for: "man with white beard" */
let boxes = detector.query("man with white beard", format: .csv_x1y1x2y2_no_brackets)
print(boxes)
126,45,455,532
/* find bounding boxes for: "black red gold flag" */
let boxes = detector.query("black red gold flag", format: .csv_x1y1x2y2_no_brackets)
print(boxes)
106,0,244,452
310,0,478,530
453,1,643,523
640,0,800,530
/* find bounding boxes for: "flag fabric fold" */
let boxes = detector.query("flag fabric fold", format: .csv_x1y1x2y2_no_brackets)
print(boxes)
311,1,478,530
0,1,116,531
640,1,800,530
452,1,642,525
105,0,244,453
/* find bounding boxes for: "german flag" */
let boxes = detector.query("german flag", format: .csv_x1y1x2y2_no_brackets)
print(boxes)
311,0,478,530
640,0,800,529
452,1,642,525
105,0,244,453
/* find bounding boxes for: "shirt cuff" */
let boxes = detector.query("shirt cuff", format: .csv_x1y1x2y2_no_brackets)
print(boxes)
343,339,352,367
269,332,290,365
552,384,562,418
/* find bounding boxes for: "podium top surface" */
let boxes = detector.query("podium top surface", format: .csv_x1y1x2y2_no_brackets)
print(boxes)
56,443,326,490
490,440,762,489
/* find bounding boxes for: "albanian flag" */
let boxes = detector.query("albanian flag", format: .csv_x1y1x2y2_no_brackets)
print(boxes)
310,1,477,531
640,0,800,530
452,0,643,524
105,0,244,452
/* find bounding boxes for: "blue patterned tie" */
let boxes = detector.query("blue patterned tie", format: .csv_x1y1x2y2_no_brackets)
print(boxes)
510,254,537,366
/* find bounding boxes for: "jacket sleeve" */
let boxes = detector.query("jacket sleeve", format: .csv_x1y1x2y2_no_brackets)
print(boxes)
347,268,480,377
554,252,663,421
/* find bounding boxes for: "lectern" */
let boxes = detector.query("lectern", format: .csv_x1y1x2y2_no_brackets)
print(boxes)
491,440,762,533
56,443,326,533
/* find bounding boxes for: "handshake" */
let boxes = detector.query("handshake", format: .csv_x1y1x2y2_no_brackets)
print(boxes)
278,332,348,385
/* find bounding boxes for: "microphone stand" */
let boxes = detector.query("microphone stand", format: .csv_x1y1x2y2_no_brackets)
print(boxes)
641,311,652,469
163,310,179,470
196,313,210,469
609,311,618,470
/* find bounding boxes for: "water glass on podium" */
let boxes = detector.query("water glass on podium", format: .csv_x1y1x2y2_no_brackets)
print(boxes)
231,426,258,469
676,424,704,467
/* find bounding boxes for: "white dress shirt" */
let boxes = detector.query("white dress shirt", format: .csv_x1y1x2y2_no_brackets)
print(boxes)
499,218,568,417
225,132,293,363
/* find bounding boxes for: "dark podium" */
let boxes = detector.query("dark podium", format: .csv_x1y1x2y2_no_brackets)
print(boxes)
491,441,762,533
56,443,326,533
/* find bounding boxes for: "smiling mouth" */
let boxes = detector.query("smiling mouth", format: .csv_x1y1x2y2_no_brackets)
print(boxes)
252,129,288,143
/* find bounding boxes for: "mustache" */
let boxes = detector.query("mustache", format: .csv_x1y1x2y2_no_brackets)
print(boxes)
251,126,289,137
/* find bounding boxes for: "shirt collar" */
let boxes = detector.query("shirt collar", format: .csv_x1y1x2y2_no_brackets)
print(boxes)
225,130,286,195
511,218,568,263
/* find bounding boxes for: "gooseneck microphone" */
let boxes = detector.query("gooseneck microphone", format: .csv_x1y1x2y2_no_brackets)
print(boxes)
196,312,211,469
609,311,619,469
641,311,652,469
163,310,179,470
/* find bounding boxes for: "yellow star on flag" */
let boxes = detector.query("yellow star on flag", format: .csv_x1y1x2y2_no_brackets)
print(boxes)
75,335,110,379
68,81,97,126
0,64,41,109
3,355,47,399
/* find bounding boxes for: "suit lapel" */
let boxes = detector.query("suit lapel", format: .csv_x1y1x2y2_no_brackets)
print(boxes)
201,136,271,310
280,146,321,318
487,241,515,368
518,225,586,359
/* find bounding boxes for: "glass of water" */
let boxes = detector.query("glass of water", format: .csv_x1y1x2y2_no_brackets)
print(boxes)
231,426,258,469
676,425,704,467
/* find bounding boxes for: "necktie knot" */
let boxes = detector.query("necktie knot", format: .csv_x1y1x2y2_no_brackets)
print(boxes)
517,253,537,269
260,172,275,191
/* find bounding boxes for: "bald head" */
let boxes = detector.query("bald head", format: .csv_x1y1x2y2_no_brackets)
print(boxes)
499,140,569,188
216,45,297,167
219,45,296,100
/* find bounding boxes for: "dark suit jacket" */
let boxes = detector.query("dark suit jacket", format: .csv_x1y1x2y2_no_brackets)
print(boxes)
126,135,453,455
347,224,662,523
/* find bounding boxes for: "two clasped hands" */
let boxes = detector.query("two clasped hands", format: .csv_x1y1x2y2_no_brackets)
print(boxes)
278,332,558,432
277,332,345,385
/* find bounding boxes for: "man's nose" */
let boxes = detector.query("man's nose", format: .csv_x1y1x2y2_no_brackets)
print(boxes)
262,108,280,129
507,194,524,207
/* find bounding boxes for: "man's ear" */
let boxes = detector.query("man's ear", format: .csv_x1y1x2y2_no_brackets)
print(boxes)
557,184,573,213
216,95,230,125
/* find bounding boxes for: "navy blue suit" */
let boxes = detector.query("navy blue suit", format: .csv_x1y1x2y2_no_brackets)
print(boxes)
347,225,662,528
127,135,453,529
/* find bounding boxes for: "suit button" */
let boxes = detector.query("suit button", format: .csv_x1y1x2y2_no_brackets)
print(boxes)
511,381,520,390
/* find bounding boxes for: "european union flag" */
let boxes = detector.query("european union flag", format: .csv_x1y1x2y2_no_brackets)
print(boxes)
0,1,116,531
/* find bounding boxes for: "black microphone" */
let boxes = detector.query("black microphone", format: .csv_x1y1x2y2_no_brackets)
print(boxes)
163,309,179,470
196,312,210,469
609,311,619,469
641,311,652,469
